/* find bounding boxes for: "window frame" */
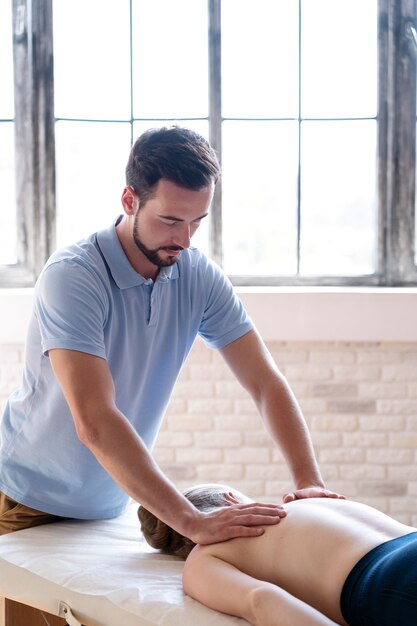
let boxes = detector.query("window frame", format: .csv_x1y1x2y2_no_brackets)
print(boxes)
1,0,55,287
2,0,417,288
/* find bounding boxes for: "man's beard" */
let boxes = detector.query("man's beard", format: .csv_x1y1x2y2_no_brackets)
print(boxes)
133,213,183,269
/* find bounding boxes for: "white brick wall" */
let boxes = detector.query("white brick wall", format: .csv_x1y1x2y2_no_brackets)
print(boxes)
1,339,417,525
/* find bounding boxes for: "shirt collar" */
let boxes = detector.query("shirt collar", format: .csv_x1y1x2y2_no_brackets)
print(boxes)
96,218,179,290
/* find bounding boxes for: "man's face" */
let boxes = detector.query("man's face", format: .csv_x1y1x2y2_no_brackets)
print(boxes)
132,179,214,269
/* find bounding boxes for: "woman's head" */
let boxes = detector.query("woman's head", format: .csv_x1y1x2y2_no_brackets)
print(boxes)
138,483,249,559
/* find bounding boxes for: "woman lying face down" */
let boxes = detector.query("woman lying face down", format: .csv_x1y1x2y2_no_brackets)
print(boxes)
138,484,417,626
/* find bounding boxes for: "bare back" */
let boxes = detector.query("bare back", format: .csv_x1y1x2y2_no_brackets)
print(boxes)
193,498,415,625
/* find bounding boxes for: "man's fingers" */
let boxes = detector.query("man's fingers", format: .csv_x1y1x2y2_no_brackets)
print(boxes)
223,504,287,524
238,501,285,511
282,487,347,502
198,525,266,544
224,526,267,539
193,502,287,545
233,511,286,525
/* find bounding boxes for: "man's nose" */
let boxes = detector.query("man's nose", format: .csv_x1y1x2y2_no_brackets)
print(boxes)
174,224,191,249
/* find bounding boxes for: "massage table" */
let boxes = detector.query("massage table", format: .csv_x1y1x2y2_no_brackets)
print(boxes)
0,503,249,626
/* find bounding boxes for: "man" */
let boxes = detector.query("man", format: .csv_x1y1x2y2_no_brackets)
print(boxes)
0,126,340,540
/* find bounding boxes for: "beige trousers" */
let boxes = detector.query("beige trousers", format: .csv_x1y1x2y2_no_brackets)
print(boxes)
0,491,66,535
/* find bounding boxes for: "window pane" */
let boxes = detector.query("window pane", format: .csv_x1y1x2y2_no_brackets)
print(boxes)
55,122,131,249
302,0,377,118
132,0,208,119
0,124,17,264
300,120,377,275
0,0,14,118
53,0,131,119
222,121,299,275
222,0,299,118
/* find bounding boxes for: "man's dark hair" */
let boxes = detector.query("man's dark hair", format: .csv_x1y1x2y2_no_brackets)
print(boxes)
125,126,221,205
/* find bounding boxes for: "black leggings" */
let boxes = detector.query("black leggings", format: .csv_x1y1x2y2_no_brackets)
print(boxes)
340,532,417,626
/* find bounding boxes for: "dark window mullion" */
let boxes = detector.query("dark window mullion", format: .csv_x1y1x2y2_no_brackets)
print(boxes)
36,0,56,269
297,0,302,276
129,0,134,146
4,0,37,286
208,0,222,267
378,0,389,284
7,0,55,288
385,0,417,284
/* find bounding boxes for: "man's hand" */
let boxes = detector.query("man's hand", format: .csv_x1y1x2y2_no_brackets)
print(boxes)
189,501,287,545
282,486,346,503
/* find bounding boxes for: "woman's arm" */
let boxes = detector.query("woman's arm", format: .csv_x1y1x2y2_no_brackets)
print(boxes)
183,546,341,626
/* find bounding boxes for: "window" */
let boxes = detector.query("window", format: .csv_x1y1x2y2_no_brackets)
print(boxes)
1,0,417,287
221,0,378,281
52,0,209,251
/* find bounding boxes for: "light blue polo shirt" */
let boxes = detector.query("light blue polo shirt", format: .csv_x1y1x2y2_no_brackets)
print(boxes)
0,220,253,519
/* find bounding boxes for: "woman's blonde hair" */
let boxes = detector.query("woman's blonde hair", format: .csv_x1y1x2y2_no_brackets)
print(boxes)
138,483,248,559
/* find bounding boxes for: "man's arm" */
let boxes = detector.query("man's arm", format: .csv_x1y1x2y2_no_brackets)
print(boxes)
220,329,343,501
49,348,285,542
183,547,340,626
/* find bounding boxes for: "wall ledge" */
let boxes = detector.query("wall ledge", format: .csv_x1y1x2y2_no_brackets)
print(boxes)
237,287,417,342
1,287,417,344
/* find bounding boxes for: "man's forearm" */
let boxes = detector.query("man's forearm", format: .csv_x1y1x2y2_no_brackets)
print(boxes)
78,406,200,534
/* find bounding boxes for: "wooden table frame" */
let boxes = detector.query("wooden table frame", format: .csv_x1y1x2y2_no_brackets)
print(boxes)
0,596,85,626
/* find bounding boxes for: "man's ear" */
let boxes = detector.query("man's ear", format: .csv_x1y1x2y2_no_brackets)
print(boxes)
121,186,139,215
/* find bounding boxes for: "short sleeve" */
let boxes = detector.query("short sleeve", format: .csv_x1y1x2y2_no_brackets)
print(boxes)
34,259,108,358
198,260,253,349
